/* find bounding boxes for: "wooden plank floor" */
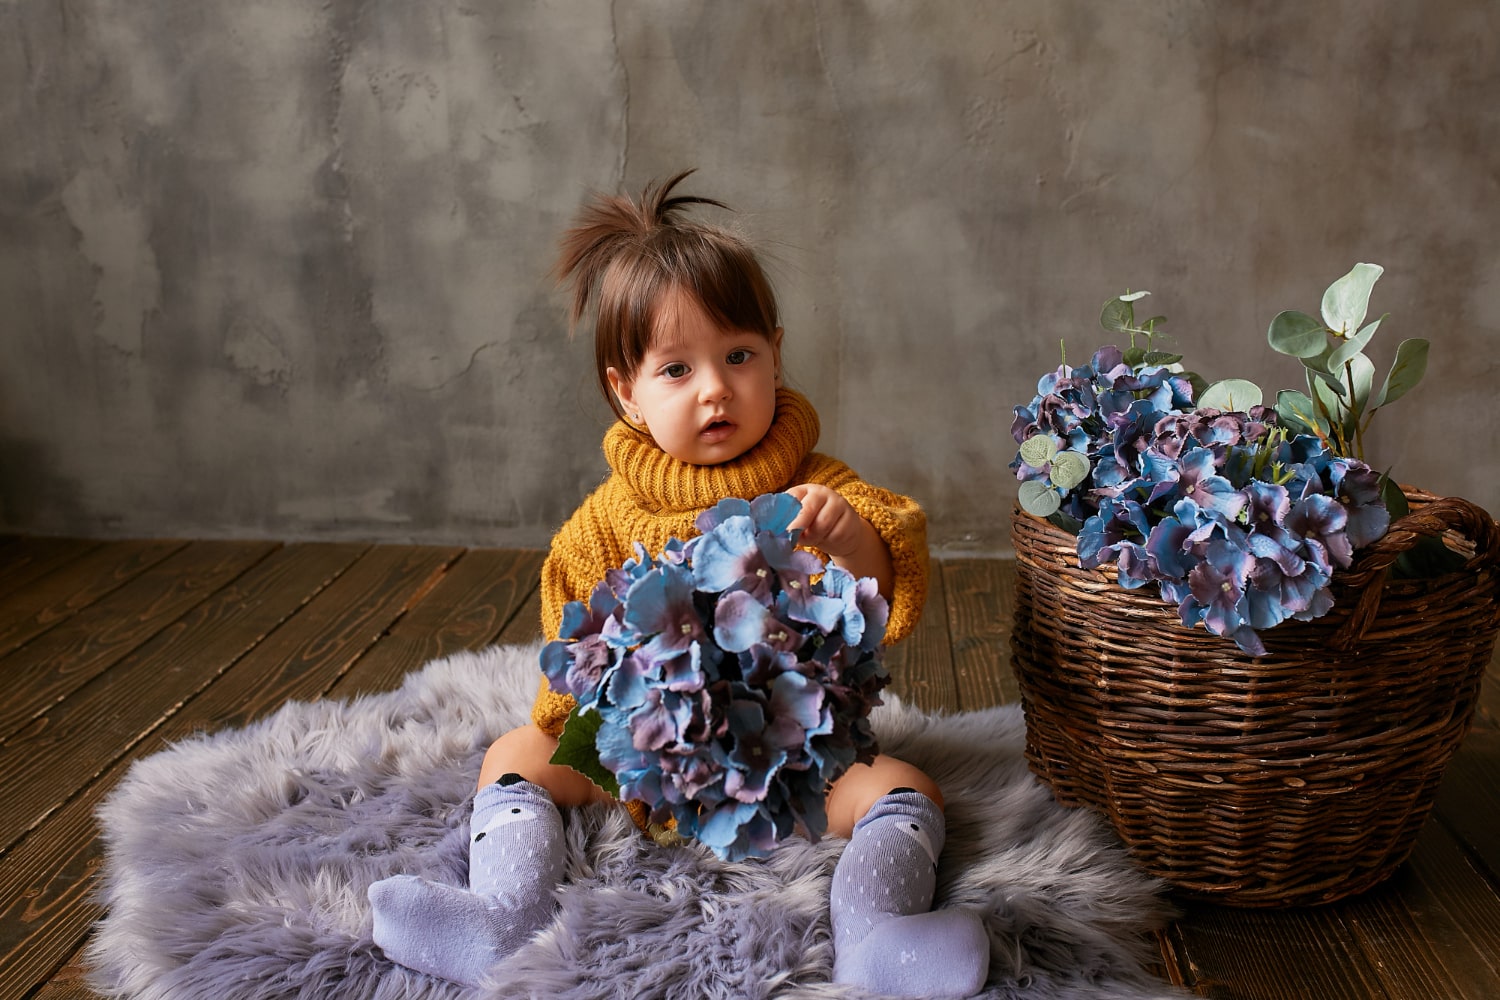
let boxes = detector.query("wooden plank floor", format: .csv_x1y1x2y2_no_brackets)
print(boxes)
1,536,1496,999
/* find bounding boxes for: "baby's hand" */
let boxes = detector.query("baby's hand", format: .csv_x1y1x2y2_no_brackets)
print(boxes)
784,484,895,599
784,484,867,559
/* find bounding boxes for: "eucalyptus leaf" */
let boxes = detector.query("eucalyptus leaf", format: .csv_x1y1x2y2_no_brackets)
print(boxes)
1050,451,1090,490
1311,354,1374,436
549,705,620,798
1320,262,1384,335
1327,315,1384,370
1304,361,1347,397
1198,378,1264,411
1275,389,1326,437
1100,298,1134,334
1372,338,1430,409
1019,435,1058,468
1310,368,1349,427
1268,310,1327,359
1344,351,1376,417
1019,480,1062,517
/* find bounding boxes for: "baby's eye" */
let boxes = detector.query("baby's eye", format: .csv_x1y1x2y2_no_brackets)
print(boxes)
661,362,689,379
726,349,750,365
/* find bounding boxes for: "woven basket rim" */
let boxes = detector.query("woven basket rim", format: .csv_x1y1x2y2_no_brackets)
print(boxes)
1010,487,1500,652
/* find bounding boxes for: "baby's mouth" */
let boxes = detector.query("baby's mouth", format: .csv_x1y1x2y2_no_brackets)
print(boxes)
700,418,735,441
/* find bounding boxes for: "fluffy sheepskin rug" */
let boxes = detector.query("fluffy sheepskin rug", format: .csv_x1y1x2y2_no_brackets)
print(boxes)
88,642,1186,1000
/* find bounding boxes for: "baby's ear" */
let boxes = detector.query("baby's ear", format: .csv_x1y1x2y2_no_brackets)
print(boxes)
606,366,633,411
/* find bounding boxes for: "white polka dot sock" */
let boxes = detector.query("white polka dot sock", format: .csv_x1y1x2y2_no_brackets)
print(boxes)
368,777,565,986
830,789,989,997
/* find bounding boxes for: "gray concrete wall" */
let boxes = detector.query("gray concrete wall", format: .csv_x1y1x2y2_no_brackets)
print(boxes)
2,1,1496,554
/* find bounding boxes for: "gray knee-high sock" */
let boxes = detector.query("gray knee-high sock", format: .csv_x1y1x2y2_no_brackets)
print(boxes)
368,776,565,986
830,789,989,998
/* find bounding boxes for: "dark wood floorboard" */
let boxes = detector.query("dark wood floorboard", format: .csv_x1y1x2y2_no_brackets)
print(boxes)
0,538,1495,999
883,558,960,714
0,541,273,743
330,548,546,700
0,539,101,603
0,540,185,659
942,558,1020,710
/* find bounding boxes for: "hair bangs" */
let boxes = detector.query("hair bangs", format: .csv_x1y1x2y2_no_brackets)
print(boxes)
677,236,779,341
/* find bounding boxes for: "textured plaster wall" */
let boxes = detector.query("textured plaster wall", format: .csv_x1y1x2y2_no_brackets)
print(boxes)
2,1,1497,553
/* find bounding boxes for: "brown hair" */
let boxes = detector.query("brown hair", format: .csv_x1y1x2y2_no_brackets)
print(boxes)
554,170,780,420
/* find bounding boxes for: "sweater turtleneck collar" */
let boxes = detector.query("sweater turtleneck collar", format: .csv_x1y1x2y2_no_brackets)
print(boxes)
602,388,821,514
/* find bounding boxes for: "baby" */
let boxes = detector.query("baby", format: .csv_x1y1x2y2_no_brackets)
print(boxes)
368,171,988,997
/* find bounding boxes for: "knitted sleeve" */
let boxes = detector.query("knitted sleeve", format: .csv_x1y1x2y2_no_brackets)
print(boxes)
532,540,581,736
793,454,929,645
532,490,618,737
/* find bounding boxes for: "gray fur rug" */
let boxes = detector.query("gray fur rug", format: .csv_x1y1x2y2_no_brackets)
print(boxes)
88,642,1186,1000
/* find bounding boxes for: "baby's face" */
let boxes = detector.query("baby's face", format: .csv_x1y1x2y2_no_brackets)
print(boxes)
609,286,781,466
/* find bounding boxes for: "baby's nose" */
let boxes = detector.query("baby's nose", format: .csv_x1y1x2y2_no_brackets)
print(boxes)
698,368,732,402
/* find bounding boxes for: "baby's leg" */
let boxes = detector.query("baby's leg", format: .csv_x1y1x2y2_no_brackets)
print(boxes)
475,720,616,805
369,723,606,985
826,757,989,998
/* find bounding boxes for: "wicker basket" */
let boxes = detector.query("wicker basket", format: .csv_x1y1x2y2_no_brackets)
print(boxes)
1009,489,1500,907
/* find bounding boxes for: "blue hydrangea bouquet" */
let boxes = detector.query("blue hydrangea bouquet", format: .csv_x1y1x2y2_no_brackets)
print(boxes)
1010,263,1448,655
541,493,890,861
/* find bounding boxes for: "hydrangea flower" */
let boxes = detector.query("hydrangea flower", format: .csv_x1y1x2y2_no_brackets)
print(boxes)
1014,345,1391,655
540,493,891,861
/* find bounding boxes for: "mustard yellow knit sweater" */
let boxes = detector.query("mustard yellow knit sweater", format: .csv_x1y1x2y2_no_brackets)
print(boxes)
531,387,928,737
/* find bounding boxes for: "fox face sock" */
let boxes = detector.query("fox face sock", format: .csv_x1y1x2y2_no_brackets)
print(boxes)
830,789,989,998
368,776,565,986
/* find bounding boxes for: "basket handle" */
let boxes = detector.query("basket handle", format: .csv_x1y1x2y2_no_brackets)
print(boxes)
1332,495,1500,650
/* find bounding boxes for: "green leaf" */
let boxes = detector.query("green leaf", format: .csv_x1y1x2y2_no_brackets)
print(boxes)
1144,351,1183,365
1311,367,1349,425
1372,338,1429,409
1320,262,1384,335
1018,435,1058,468
1375,477,1462,579
1311,353,1374,438
1198,378,1263,411
549,705,620,798
1304,357,1347,397
1380,472,1409,518
1019,480,1062,517
1344,352,1376,418
1394,535,1470,579
1268,310,1327,359
1122,346,1147,367
1275,388,1326,437
1100,297,1135,334
1328,315,1384,370
1046,511,1084,534
1378,475,1465,579
1050,451,1090,490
